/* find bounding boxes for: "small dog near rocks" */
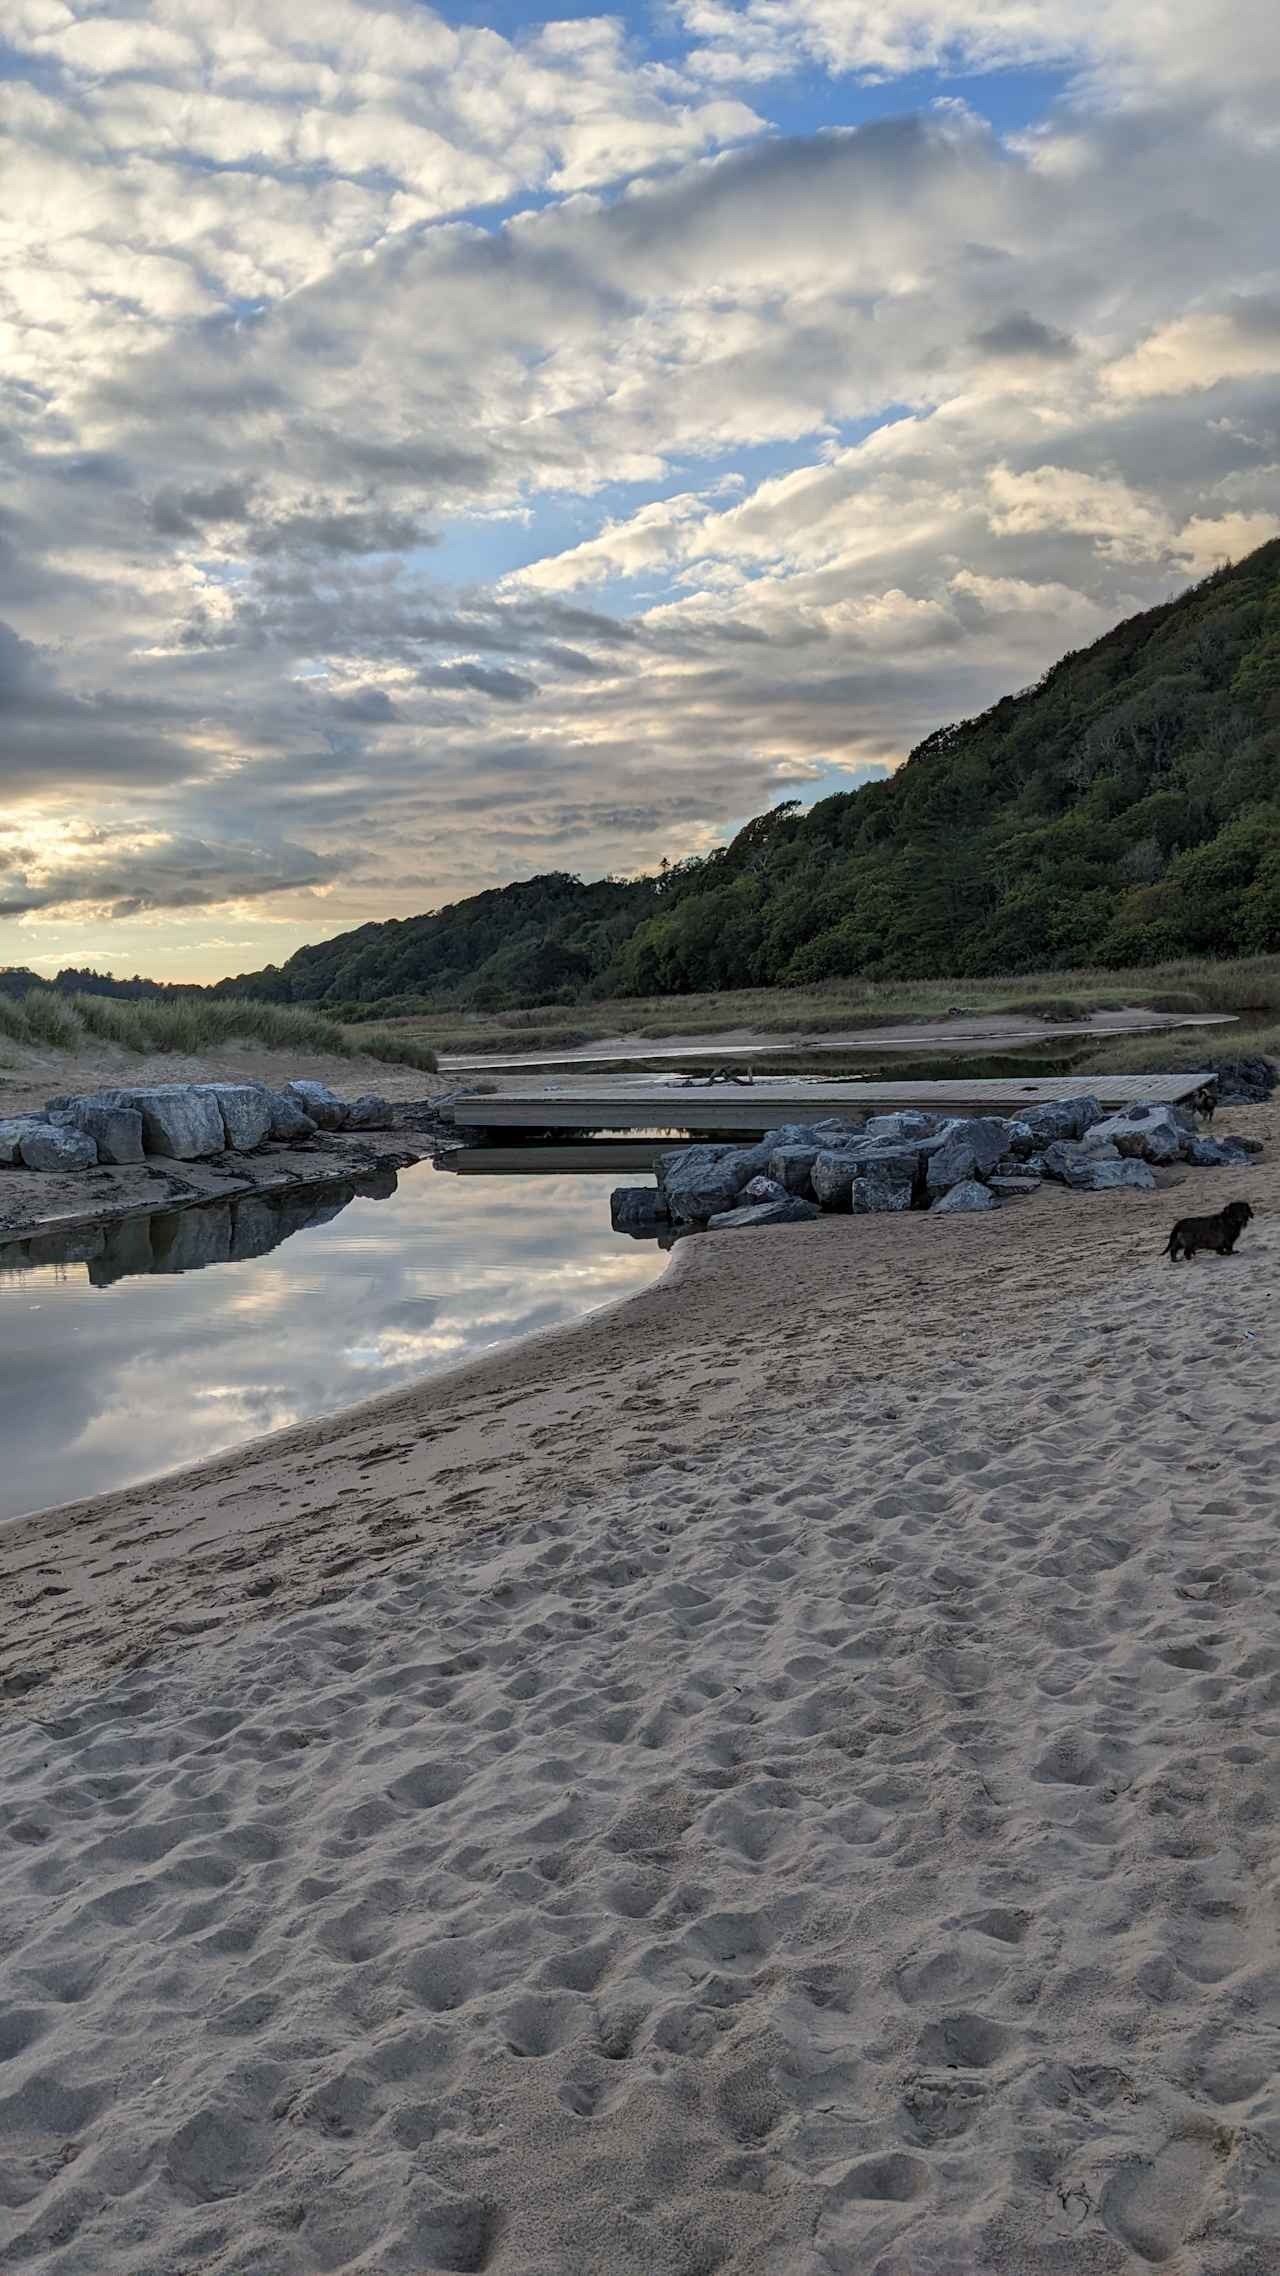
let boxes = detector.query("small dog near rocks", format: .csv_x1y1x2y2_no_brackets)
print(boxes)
1161,1198,1253,1261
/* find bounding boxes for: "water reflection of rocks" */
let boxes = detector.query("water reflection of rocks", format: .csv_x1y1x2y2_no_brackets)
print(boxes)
0,1171,398,1288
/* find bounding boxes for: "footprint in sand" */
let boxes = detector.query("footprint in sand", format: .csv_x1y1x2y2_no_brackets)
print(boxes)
1101,2134,1223,2264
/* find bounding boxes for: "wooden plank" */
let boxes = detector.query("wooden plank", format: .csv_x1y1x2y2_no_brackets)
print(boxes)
443,1071,1212,1134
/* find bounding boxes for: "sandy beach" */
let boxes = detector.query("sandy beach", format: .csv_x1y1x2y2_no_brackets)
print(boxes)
2,1107,1277,2273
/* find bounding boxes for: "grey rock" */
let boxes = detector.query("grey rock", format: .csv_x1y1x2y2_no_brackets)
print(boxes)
739,1175,789,1204
768,1143,822,1196
988,1175,1042,1198
51,1098,145,1164
1083,1104,1188,1165
810,1147,866,1210
344,1093,392,1130
1073,1158,1157,1193
286,1080,349,1132
707,1196,820,1230
1186,1135,1244,1167
19,1123,98,1172
658,1141,775,1222
852,1157,916,1214
259,1089,319,1141
925,1117,1009,1193
195,1083,273,1151
931,1179,998,1213
1042,1139,1119,1186
102,1085,226,1159
865,1110,940,1141
1006,1096,1104,1153
610,1187,670,1235
0,1116,51,1167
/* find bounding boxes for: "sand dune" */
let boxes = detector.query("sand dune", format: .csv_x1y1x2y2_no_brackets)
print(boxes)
1,1115,1278,2272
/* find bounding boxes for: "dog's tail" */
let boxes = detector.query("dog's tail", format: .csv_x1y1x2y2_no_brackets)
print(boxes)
1160,1227,1178,1258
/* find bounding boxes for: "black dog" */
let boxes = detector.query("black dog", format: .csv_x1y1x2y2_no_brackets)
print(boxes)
1162,1199,1253,1261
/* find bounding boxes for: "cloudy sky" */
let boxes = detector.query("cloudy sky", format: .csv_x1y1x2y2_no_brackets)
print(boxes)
2,0,1278,982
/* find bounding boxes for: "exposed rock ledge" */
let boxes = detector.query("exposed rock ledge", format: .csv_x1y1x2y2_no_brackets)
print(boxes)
0,1094,440,1245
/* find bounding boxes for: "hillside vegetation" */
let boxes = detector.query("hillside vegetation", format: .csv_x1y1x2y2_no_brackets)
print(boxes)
9,538,1280,1016
0,991,437,1070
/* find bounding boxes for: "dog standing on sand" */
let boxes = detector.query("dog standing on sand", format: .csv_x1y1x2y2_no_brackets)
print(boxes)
1162,1199,1254,1261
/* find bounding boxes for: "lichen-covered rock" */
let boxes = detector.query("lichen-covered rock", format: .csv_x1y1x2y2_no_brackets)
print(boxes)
51,1098,145,1164
195,1084,273,1151
286,1080,349,1132
707,1196,820,1230
1083,1103,1188,1165
19,1122,98,1172
931,1179,998,1213
0,1117,52,1167
344,1094,392,1130
738,1175,788,1205
924,1117,1009,1193
95,1085,226,1159
611,1187,669,1234
810,1147,866,1209
767,1143,822,1196
852,1157,916,1214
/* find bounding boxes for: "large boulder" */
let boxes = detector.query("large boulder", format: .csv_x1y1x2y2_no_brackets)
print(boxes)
51,1097,145,1165
768,1143,822,1196
658,1141,775,1222
1074,1158,1156,1193
286,1080,349,1132
1042,1139,1119,1186
852,1155,916,1214
0,1117,53,1167
988,1174,1042,1198
1006,1096,1104,1154
94,1085,226,1159
924,1117,1009,1194
19,1122,98,1172
707,1196,820,1230
195,1083,273,1151
258,1088,319,1142
610,1187,670,1235
931,1179,998,1214
1082,1103,1189,1165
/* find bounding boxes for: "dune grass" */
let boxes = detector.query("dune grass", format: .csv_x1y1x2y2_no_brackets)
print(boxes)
352,954,1280,1062
0,989,438,1071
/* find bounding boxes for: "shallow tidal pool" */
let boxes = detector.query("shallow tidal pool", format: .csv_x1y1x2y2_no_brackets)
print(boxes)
0,1165,663,1524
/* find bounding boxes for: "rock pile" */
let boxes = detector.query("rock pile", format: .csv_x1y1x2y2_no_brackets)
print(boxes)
611,1091,1261,1237
0,1080,398,1174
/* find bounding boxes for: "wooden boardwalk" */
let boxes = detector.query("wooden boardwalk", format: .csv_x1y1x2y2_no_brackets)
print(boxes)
441,1071,1212,1137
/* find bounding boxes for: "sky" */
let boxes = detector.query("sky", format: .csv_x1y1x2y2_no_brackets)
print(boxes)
2,0,1278,983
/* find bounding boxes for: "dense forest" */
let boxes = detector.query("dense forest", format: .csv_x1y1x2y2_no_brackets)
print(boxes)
10,539,1280,1011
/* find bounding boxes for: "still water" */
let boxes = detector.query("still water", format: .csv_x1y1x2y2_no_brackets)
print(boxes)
0,1166,663,1524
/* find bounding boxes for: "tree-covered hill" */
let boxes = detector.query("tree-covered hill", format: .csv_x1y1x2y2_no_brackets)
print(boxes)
209,536,1280,1005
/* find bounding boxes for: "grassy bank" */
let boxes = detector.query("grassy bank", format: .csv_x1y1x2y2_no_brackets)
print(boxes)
339,955,1280,1062
0,991,439,1071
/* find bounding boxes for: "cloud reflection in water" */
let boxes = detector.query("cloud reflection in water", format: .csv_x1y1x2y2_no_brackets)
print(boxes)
0,1167,662,1524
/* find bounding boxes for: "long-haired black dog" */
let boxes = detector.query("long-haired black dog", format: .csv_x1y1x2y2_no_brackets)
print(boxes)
1162,1199,1253,1261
